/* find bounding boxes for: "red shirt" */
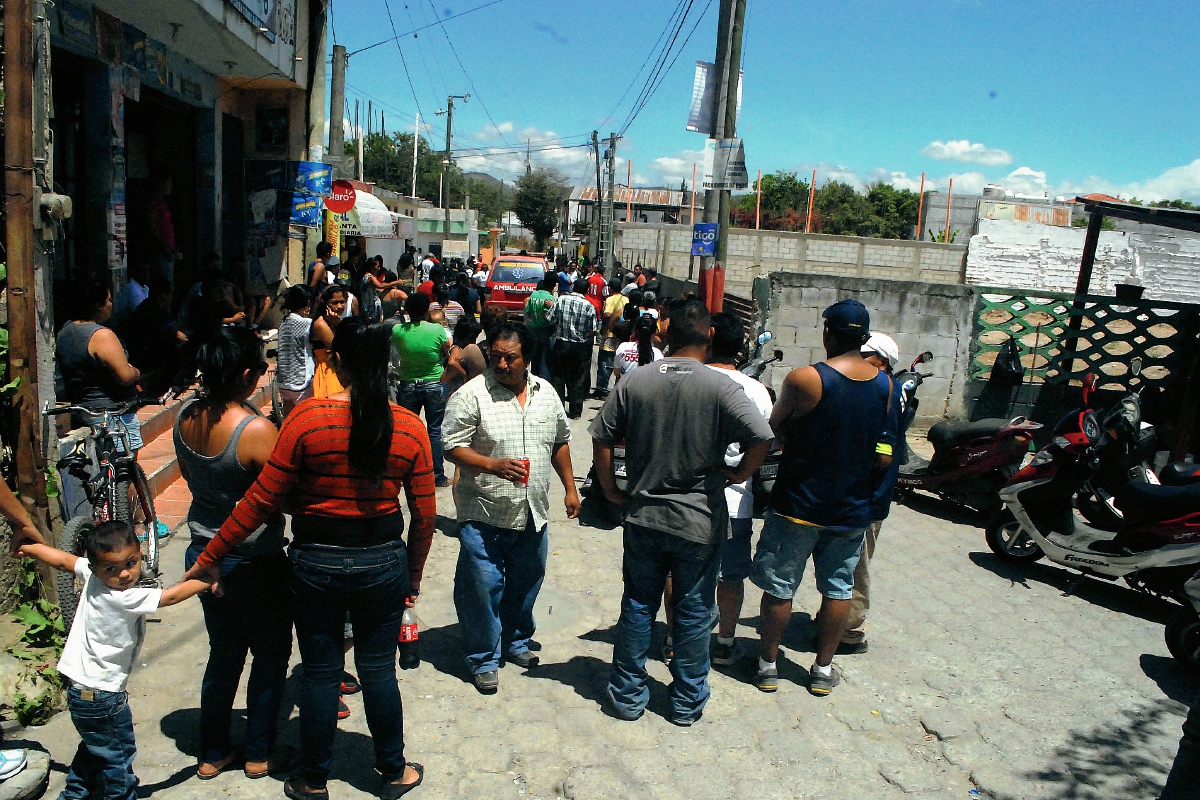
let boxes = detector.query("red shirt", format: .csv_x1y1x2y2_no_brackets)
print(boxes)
418,280,435,299
196,399,437,579
585,273,608,314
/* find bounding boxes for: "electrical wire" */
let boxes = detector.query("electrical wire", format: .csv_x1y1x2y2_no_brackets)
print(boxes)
380,0,427,125
425,0,512,149
348,0,510,57
414,0,452,100
619,0,715,137
599,0,690,128
619,0,698,136
401,0,441,106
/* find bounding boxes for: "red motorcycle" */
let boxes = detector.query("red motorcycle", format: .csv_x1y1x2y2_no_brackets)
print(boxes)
895,352,1042,516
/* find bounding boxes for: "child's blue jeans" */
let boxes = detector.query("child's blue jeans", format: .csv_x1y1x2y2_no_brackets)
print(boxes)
61,684,138,800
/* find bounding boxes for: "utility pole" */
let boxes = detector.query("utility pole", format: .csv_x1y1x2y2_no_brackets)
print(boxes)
355,100,364,182
329,44,347,177
411,112,420,199
435,94,469,246
6,0,57,536
602,132,618,272
591,131,602,259
702,0,746,268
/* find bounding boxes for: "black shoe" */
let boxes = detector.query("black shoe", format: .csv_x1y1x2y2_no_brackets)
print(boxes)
340,671,361,694
434,477,451,488
284,776,329,800
811,635,869,655
743,656,778,692
504,651,540,669
473,670,499,694
380,763,424,800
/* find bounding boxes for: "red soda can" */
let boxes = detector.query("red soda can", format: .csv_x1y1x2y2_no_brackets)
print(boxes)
518,458,531,487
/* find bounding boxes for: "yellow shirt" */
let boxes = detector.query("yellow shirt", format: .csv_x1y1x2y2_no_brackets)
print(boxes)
601,294,629,350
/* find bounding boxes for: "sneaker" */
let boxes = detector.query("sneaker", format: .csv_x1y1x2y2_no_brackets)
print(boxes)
337,698,351,720
473,670,499,694
504,650,540,669
670,711,701,727
743,657,778,692
340,672,360,694
711,639,743,666
808,663,842,697
435,477,451,488
810,634,868,655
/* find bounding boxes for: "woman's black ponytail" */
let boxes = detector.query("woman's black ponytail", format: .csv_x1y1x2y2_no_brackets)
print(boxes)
635,313,657,366
332,317,393,481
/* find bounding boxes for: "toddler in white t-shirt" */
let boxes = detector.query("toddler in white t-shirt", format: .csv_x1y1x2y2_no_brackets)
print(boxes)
19,521,209,800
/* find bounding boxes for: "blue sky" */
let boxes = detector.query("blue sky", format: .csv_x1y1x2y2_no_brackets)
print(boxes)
329,0,1200,199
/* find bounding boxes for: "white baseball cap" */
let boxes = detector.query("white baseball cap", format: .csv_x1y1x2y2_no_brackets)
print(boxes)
861,332,900,369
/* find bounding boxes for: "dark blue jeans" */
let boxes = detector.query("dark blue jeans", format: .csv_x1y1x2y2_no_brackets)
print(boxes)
61,685,138,800
608,524,720,722
397,379,446,481
1162,702,1200,799
184,541,293,765
595,348,616,397
289,541,410,786
453,519,548,674
528,325,555,383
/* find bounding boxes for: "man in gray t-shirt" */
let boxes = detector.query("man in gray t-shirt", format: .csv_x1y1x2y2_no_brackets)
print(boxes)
590,298,773,725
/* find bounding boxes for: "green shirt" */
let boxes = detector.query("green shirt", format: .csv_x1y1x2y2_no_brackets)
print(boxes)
392,321,448,381
524,290,555,329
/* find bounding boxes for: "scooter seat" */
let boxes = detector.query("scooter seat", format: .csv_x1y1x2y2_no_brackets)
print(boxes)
928,419,1008,450
1159,462,1200,487
1114,481,1200,526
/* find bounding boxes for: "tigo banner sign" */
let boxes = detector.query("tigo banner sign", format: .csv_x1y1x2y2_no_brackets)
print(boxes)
692,223,717,257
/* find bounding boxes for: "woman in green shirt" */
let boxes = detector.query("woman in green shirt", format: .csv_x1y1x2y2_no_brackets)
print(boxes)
392,292,452,485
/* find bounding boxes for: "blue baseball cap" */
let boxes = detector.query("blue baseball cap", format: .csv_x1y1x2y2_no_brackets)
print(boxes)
822,299,870,333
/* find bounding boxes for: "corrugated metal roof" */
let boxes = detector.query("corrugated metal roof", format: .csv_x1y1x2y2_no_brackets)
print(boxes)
570,185,686,206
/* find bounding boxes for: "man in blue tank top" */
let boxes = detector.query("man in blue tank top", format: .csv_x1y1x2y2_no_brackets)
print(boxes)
747,299,895,696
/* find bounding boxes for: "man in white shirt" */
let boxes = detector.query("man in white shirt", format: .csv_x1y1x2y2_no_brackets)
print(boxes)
705,313,774,667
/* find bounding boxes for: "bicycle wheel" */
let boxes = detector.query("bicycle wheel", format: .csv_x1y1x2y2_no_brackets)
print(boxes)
56,517,92,626
115,464,160,579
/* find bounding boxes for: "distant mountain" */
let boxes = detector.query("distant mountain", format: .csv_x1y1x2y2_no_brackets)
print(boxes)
464,172,508,191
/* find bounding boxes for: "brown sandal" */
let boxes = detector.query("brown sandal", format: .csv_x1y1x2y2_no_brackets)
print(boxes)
197,752,240,780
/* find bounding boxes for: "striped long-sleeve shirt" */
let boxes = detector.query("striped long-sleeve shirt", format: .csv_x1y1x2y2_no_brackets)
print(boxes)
195,399,437,582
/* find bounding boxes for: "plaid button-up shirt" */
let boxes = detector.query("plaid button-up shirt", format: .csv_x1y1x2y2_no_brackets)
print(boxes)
548,293,598,344
443,371,572,531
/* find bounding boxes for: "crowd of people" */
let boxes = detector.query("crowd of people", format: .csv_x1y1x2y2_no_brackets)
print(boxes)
14,239,1197,799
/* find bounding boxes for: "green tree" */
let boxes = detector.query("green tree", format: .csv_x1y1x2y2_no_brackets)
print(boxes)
463,176,511,227
513,168,568,251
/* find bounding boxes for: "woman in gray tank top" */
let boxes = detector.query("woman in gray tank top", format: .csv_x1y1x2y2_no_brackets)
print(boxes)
175,327,292,780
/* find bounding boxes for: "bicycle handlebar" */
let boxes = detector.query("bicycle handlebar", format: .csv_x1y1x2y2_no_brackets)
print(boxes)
43,391,172,419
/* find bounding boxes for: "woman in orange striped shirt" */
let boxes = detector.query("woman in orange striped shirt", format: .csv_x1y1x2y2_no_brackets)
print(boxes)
185,318,434,800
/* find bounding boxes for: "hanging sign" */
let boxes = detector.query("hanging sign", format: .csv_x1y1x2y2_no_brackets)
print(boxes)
702,138,749,190
324,180,356,214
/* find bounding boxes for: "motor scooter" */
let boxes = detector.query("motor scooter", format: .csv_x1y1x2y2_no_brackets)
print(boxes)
985,364,1200,672
895,352,1041,516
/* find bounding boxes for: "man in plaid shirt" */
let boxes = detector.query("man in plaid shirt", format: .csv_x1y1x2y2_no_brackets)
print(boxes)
548,278,599,419
443,323,581,694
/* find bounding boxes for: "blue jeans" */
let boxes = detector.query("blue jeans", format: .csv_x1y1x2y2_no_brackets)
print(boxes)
595,348,616,396
184,541,293,765
528,325,555,383
453,519,548,674
61,685,138,800
398,379,446,481
289,541,410,786
608,524,721,722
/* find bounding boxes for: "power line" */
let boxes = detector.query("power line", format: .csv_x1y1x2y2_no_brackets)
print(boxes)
379,0,427,125
415,0,452,100
620,0,715,137
600,0,690,128
348,0,510,57
401,0,440,107
426,0,512,149
620,0,698,135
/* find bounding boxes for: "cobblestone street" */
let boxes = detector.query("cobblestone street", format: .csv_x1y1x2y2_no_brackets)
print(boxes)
15,403,1196,800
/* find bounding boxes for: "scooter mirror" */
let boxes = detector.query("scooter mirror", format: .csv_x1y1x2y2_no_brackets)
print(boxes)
1082,373,1098,406
773,349,784,362
1130,356,1143,377
918,351,934,364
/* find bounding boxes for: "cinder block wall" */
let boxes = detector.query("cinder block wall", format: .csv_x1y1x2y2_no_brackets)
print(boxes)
764,272,977,421
613,223,967,297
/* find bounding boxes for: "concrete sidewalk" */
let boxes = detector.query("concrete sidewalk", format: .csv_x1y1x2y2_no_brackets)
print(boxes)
17,395,1197,799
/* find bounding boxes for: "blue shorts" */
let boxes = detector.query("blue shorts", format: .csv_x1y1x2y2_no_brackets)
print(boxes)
85,411,143,453
719,517,755,582
750,510,866,601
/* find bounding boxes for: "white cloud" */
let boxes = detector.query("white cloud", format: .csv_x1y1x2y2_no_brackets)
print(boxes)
648,149,706,187
1060,159,1200,203
877,169,988,194
922,139,1013,166
455,122,593,182
1003,166,1048,195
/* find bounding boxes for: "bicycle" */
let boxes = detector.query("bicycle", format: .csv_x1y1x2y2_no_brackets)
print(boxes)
45,395,166,623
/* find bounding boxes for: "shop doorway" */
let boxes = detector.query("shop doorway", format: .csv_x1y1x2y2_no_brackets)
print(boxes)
124,89,198,299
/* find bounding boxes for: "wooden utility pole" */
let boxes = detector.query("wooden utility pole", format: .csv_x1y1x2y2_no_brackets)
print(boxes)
626,160,633,222
437,94,469,245
916,172,926,240
944,178,954,242
805,169,816,233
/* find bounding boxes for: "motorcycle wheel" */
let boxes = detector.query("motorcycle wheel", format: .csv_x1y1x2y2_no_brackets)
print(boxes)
1165,608,1200,674
985,509,1045,563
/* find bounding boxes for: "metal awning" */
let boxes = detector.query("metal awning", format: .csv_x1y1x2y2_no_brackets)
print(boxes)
336,191,395,238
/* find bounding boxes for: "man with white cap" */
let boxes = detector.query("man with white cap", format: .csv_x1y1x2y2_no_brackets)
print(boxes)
835,331,905,654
